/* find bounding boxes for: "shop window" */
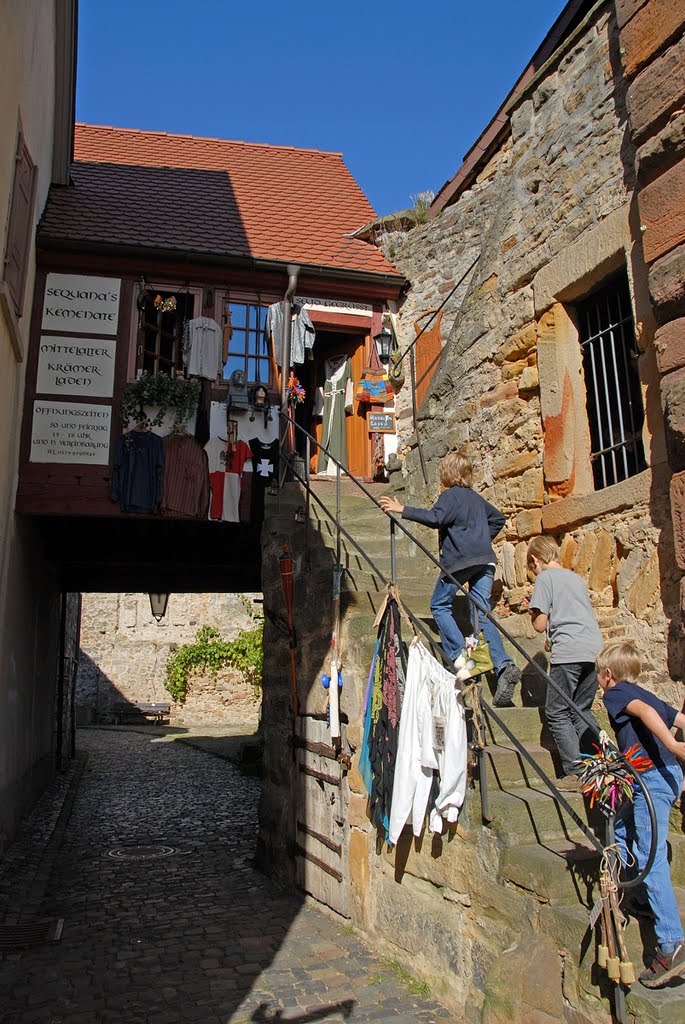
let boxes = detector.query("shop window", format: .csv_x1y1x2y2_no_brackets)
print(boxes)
222,301,270,385
139,290,194,376
576,272,646,490
3,132,37,317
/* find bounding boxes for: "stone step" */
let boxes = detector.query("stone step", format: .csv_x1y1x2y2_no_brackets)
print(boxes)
484,741,560,787
500,837,600,906
485,784,602,845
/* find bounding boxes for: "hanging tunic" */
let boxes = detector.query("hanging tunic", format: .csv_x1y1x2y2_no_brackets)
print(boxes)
388,638,467,845
183,316,223,380
248,437,279,524
161,433,210,519
265,301,315,367
111,430,164,514
314,355,353,474
204,437,252,522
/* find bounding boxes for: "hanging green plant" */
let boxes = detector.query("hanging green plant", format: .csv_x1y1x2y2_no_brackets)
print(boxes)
164,624,263,705
122,372,201,430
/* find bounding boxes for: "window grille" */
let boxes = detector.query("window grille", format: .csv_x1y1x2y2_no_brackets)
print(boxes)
576,272,646,490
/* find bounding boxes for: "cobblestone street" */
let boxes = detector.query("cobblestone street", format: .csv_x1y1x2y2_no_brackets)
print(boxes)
0,730,452,1024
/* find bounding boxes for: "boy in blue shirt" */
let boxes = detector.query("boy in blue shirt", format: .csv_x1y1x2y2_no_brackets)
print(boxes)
597,639,685,988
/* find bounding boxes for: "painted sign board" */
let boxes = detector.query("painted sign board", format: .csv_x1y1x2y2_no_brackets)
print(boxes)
295,296,372,317
30,401,112,464
41,273,121,335
36,336,116,398
368,412,396,433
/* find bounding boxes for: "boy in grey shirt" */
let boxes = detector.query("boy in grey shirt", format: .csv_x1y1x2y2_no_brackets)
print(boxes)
528,536,604,790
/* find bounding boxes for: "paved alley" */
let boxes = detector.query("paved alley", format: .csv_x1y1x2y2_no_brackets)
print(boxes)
0,730,452,1024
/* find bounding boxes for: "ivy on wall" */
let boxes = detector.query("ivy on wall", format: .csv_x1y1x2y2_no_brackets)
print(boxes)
164,624,263,705
122,373,201,430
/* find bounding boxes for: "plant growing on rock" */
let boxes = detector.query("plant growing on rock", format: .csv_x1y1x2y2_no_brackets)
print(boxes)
164,625,263,705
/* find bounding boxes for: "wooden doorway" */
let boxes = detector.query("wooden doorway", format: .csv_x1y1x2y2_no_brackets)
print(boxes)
298,330,371,479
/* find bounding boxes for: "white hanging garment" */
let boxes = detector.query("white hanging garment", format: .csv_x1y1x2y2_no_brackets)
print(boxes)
388,638,467,845
183,316,223,380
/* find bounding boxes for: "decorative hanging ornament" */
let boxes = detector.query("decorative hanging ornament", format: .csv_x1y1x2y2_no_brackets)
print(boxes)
154,294,177,313
286,373,306,404
577,742,651,810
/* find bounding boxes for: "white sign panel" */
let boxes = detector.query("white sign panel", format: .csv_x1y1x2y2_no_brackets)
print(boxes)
36,336,116,397
295,295,373,317
42,273,121,335
30,401,112,464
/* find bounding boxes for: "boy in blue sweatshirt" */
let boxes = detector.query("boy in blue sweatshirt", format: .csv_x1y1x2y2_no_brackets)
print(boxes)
380,452,520,703
597,639,685,988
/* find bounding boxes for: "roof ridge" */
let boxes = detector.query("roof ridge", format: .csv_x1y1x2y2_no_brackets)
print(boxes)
74,123,343,159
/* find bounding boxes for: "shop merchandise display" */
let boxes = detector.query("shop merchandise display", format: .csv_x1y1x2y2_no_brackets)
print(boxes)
161,432,210,519
111,428,165,514
314,355,354,474
265,300,315,366
182,316,223,380
248,436,279,523
205,436,252,523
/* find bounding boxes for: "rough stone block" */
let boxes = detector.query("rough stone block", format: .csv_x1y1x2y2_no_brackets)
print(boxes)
516,508,542,539
480,380,519,409
494,326,538,365
572,532,597,580
493,449,538,479
638,155,685,263
518,366,539,391
481,933,564,1024
619,0,685,78
560,534,579,569
514,542,528,587
637,110,685,182
348,792,371,829
627,31,685,142
662,373,685,470
495,468,544,511
625,552,660,617
615,0,649,31
501,542,517,588
588,529,614,593
670,471,685,570
649,242,685,322
655,318,685,374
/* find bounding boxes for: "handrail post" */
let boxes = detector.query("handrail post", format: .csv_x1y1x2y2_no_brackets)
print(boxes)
336,463,341,568
304,435,311,567
390,518,397,584
477,683,491,822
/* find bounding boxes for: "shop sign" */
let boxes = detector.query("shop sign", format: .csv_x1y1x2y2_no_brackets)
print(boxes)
295,296,372,317
36,336,116,398
41,273,121,335
368,412,396,433
30,401,112,465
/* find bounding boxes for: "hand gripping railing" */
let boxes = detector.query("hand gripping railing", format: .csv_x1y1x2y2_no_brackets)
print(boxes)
276,411,657,889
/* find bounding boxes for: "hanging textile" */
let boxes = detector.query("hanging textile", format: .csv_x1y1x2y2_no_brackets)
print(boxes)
110,429,165,514
314,355,353,474
204,437,252,522
359,595,407,842
414,310,443,408
355,368,394,405
388,638,467,845
265,301,316,367
161,433,210,519
248,436,279,523
182,316,223,380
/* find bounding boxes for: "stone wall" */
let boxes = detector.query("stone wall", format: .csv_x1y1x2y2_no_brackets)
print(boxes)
76,592,261,728
377,2,685,701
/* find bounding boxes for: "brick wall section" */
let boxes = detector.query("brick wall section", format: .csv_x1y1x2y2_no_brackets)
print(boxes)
619,0,685,76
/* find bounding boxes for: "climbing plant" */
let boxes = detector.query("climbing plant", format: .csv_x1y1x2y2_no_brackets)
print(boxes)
164,624,263,705
122,372,201,430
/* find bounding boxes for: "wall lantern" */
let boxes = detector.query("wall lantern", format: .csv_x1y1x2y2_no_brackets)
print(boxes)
149,593,169,622
374,326,393,365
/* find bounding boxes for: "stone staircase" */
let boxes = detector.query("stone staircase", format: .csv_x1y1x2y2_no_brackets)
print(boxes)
268,481,685,1021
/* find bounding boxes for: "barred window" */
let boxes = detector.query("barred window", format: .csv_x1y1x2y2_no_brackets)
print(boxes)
576,272,646,490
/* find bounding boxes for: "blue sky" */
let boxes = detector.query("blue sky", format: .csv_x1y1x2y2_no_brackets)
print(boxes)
76,0,569,216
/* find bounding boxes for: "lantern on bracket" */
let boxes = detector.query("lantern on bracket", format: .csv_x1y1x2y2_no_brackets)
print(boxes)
373,326,393,365
149,593,169,622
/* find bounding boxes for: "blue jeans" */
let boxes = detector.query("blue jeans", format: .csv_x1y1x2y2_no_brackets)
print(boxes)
614,763,684,952
430,564,512,671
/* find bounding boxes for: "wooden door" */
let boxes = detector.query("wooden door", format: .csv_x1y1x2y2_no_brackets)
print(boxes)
294,717,350,916
305,331,371,479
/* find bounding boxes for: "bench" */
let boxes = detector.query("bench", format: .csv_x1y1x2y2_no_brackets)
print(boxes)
112,702,171,725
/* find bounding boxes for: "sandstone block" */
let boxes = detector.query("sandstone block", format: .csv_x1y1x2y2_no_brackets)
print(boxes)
501,358,529,381
572,531,597,580
649,242,685,322
662,373,685,470
348,792,371,829
655,318,685,374
625,551,660,616
615,1,649,31
494,326,538,365
518,366,539,391
501,542,517,588
480,380,519,409
639,155,685,263
670,471,685,570
588,529,614,593
481,933,564,1024
619,0,685,78
514,542,529,587
496,468,544,511
516,508,543,539
493,449,538,479
637,110,685,182
559,533,579,569
626,30,685,143
348,830,370,894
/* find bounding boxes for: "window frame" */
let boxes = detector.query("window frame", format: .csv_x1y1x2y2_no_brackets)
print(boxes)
216,290,276,389
3,130,37,318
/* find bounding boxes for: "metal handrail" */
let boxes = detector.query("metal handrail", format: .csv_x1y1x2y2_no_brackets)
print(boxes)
277,410,657,885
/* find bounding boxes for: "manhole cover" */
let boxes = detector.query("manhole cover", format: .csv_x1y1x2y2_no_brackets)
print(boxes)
105,844,178,861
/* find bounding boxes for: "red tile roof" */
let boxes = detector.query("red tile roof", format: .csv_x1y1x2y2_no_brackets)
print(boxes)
38,124,401,279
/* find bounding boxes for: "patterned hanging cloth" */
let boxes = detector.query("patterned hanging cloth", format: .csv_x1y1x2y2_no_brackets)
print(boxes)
359,594,407,842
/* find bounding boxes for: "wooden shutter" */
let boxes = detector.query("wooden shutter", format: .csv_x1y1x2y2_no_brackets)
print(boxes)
3,134,37,316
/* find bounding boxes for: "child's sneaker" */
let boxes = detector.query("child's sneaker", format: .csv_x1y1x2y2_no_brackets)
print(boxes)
639,941,685,988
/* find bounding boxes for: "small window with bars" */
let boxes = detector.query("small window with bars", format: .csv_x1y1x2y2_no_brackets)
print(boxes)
222,301,270,385
576,272,646,490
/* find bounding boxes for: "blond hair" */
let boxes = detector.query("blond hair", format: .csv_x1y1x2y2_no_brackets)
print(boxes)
527,535,560,565
595,640,641,684
440,452,473,489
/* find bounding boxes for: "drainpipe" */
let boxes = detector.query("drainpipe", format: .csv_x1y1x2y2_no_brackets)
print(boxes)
280,264,300,410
